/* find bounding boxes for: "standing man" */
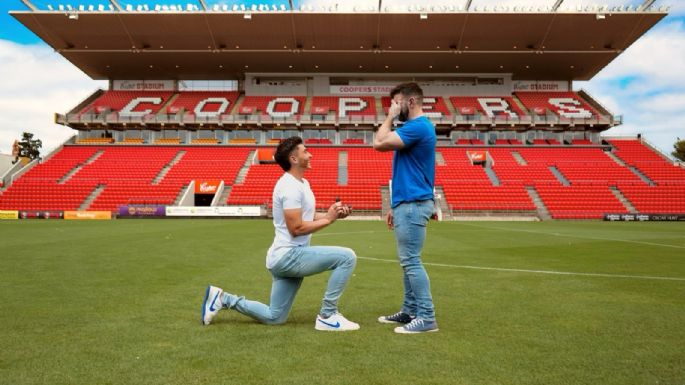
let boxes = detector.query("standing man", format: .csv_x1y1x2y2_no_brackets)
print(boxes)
373,82,438,334
202,136,360,331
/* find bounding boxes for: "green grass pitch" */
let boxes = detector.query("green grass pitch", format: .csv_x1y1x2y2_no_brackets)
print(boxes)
1,219,683,385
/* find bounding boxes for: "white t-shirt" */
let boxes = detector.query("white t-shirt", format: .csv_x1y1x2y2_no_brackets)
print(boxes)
266,172,316,269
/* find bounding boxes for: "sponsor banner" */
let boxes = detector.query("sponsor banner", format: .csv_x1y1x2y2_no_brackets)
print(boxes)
460,107,476,115
19,211,64,219
512,80,569,92
604,213,685,221
118,206,166,217
195,180,221,194
166,206,262,217
467,151,487,163
64,211,112,220
0,210,19,220
239,106,255,114
330,85,395,95
113,80,174,91
533,107,547,115
257,148,276,163
311,106,329,115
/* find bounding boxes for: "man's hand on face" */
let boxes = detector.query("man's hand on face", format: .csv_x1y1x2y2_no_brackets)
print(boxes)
388,100,402,119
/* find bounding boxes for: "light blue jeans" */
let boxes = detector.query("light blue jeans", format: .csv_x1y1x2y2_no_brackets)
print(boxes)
393,200,436,321
221,246,357,324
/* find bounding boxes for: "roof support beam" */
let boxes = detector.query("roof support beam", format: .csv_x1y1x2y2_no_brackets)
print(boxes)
197,0,208,11
464,0,473,11
638,0,656,11
552,0,565,12
109,0,122,11
20,0,38,11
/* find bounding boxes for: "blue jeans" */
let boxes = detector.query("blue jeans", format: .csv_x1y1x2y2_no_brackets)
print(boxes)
221,246,357,324
393,200,436,321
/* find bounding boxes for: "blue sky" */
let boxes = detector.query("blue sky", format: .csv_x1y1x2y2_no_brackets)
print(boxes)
0,0,683,157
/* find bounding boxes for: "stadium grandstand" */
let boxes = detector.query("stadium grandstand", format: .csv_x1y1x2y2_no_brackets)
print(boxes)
1,0,683,220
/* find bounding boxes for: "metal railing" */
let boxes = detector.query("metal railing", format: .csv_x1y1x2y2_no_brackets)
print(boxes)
58,112,621,127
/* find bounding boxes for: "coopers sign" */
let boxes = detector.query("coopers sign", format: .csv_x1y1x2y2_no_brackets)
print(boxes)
113,80,174,91
512,81,569,92
330,85,395,95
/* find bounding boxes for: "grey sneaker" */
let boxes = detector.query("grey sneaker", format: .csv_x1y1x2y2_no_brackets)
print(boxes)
377,311,415,324
394,318,439,334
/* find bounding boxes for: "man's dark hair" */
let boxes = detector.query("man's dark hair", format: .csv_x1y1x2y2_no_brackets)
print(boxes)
274,136,303,171
390,82,424,105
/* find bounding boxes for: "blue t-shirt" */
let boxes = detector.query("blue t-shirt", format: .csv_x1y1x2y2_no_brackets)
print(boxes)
391,115,436,207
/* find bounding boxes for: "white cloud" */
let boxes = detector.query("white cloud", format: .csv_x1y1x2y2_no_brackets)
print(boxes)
0,40,106,156
576,17,685,156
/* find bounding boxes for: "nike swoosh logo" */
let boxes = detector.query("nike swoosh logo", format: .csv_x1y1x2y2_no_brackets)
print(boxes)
318,319,340,328
208,292,220,312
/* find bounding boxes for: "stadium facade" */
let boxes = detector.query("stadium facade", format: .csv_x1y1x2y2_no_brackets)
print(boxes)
1,2,683,221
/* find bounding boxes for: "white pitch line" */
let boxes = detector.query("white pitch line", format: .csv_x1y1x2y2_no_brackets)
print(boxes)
458,223,685,250
358,256,685,282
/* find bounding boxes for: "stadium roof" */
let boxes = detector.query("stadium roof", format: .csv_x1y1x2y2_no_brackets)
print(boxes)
11,10,667,81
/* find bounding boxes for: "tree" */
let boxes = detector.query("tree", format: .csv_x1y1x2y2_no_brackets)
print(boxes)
673,137,685,162
12,132,42,164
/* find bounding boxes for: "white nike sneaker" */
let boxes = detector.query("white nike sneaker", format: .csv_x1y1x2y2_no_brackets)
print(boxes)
201,285,224,325
315,313,360,331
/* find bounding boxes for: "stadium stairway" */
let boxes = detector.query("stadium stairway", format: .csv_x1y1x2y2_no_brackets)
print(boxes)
173,185,190,205
434,186,452,220
549,166,571,186
628,166,656,186
380,185,391,216
338,151,347,185
605,150,627,166
217,185,232,206
153,150,186,184
526,186,552,220
435,151,446,166
58,150,104,184
233,150,256,184
484,164,500,186
511,151,527,165
78,185,106,210
609,186,638,214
